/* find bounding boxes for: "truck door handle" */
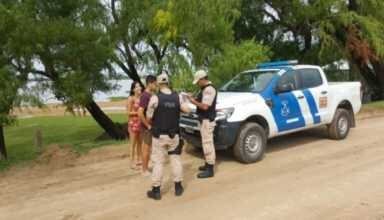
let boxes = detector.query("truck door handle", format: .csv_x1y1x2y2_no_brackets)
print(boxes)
297,95,304,99
321,91,328,95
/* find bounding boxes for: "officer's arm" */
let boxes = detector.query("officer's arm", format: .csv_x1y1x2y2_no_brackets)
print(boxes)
180,102,191,113
189,87,215,111
188,94,209,110
189,98,210,111
146,96,158,122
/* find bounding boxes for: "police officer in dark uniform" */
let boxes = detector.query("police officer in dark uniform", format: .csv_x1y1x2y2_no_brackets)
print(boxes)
146,73,190,200
188,70,217,179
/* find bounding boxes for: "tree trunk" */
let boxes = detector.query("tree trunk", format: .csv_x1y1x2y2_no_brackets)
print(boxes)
350,58,382,100
344,0,384,100
85,101,126,140
348,51,384,100
0,125,7,160
370,61,384,100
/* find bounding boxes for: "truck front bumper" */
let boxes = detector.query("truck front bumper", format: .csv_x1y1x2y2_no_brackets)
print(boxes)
180,119,241,150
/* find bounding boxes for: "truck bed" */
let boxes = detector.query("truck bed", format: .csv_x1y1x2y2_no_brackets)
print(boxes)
328,81,362,115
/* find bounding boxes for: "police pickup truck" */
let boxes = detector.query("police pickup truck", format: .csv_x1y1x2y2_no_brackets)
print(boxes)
180,61,362,163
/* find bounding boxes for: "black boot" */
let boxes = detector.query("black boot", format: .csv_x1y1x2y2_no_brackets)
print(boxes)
147,186,161,200
198,162,209,171
175,182,184,196
197,164,214,178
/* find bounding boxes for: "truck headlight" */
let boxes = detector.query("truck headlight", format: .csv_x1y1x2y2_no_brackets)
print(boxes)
216,107,235,121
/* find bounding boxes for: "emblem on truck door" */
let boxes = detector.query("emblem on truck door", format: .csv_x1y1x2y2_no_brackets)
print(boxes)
281,100,290,117
319,96,328,108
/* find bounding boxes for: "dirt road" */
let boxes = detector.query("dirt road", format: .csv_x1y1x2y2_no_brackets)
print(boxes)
1,117,384,220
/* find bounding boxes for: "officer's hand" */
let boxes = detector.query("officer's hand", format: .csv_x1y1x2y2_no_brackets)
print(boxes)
187,95,196,104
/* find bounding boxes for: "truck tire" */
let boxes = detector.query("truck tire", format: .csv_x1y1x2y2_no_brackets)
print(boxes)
327,108,351,140
233,123,267,163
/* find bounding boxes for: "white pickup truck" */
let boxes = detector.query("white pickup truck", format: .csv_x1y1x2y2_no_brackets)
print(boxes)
180,61,362,163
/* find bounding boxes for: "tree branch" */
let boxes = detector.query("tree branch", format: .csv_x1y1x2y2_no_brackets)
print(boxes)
114,57,142,84
116,45,129,62
131,44,144,60
262,1,296,32
148,38,162,65
111,0,119,24
160,43,168,59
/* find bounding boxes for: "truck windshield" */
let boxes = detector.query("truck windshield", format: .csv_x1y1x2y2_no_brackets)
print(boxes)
220,70,278,92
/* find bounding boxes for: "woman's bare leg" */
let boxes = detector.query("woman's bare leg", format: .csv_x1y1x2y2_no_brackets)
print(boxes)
136,134,143,165
129,131,138,168
141,143,149,172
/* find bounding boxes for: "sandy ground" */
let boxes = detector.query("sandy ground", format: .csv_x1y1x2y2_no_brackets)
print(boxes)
1,116,384,220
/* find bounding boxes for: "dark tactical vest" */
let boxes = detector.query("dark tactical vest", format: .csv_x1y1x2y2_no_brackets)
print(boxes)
152,91,180,138
196,84,217,122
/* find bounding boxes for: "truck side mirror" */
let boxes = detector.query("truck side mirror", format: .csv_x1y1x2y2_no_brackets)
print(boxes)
275,83,294,94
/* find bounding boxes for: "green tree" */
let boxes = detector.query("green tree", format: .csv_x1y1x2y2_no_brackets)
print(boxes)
0,2,24,159
0,67,22,159
3,0,126,139
108,0,194,82
158,0,271,89
209,40,270,87
107,0,239,80
156,0,240,66
234,0,384,100
108,0,263,91
338,0,384,100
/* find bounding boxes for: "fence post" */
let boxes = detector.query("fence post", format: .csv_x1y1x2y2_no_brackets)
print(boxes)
35,128,43,153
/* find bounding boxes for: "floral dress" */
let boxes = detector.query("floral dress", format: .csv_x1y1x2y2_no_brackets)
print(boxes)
128,97,141,134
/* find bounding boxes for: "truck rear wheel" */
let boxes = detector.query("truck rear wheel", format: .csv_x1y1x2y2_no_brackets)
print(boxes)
328,108,351,140
233,123,267,163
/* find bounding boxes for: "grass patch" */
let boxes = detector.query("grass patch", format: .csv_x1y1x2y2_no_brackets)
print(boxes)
0,114,128,171
109,96,127,102
363,101,384,109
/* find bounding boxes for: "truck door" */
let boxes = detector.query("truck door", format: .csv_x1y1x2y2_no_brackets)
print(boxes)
270,70,307,132
297,68,328,126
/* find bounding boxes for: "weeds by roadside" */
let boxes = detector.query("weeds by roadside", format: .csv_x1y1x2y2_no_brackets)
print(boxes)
0,114,127,171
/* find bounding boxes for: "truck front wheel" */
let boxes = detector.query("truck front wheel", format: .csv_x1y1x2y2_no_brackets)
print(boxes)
327,108,351,140
233,123,267,163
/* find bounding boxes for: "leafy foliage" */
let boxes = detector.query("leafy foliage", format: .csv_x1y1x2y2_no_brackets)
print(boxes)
209,40,271,87
234,0,384,99
6,0,115,108
162,0,240,66
0,67,21,126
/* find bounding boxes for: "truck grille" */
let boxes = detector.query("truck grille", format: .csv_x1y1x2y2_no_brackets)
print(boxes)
180,113,200,131
180,118,199,127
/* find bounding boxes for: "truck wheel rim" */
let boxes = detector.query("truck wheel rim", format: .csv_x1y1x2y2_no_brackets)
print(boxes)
338,116,348,135
245,133,262,154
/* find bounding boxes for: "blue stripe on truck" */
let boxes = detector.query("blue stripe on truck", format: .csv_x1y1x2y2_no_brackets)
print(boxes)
302,89,321,124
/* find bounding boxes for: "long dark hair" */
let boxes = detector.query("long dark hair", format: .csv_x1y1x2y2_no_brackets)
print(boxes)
129,81,144,96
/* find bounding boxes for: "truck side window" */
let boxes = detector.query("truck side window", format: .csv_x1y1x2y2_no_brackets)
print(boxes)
299,69,323,89
277,70,300,91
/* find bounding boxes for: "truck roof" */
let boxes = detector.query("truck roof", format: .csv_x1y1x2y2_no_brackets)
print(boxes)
243,61,321,74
